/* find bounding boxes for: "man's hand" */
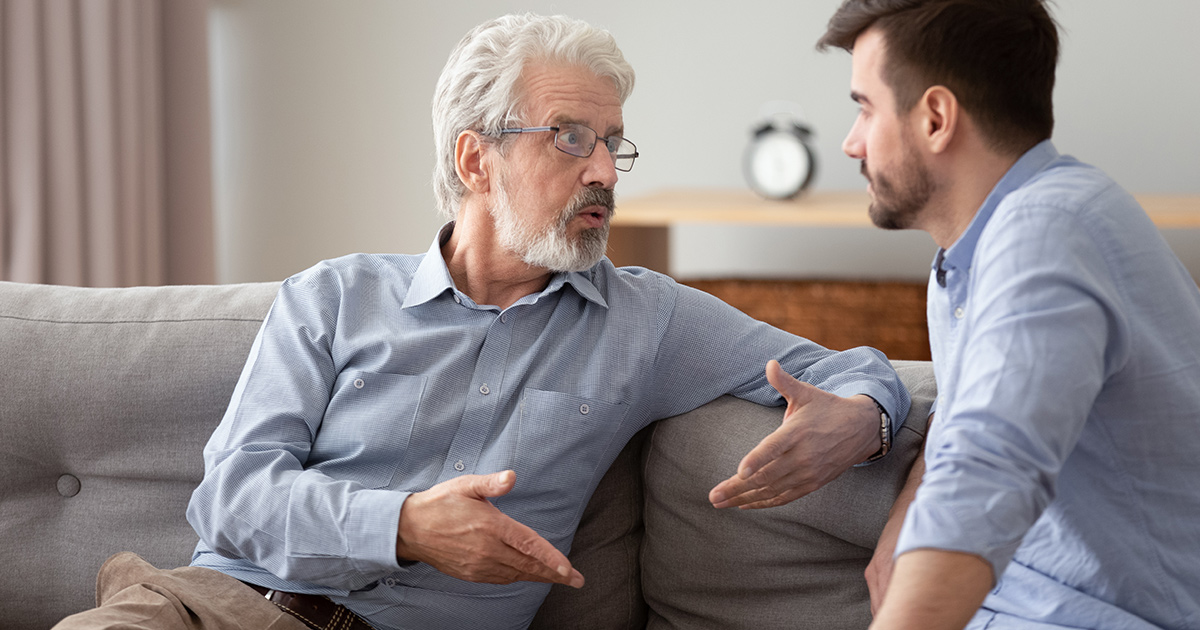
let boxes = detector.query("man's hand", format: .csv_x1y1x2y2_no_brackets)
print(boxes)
396,470,584,588
866,416,928,613
709,360,881,509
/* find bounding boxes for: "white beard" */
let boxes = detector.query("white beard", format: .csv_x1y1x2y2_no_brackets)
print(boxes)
489,177,611,273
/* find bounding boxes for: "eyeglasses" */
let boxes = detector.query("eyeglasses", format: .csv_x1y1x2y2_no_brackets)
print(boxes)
499,123,639,172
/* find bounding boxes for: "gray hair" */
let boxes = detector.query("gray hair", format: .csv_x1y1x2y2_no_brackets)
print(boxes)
431,14,636,219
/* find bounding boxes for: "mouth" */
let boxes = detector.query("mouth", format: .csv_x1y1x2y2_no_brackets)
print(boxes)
577,206,611,229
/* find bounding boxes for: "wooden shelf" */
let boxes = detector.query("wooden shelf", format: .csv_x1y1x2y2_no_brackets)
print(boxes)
609,190,1200,361
612,190,877,227
608,189,1200,274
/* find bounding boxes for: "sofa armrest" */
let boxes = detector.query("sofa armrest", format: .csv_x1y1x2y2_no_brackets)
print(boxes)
639,360,935,629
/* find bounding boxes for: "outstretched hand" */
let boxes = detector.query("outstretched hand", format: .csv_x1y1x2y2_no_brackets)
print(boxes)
708,360,880,509
396,470,584,588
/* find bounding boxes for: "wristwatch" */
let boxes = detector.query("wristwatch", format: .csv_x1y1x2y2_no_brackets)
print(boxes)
861,399,892,464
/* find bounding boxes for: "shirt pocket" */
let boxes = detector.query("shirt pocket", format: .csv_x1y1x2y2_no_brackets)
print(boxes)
498,388,627,537
308,371,427,489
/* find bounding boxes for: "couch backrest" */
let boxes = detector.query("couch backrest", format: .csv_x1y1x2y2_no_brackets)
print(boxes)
533,361,936,630
0,281,280,630
0,280,937,630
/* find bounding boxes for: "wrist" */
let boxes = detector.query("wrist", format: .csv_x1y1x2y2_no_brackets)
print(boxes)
395,491,428,563
855,395,892,465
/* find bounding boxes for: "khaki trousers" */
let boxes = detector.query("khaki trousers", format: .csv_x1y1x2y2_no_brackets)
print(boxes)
53,552,309,630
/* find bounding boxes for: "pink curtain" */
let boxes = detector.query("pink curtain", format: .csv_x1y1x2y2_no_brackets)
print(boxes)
1,0,213,286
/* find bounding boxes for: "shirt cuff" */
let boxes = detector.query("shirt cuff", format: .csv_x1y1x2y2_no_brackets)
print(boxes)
345,488,410,576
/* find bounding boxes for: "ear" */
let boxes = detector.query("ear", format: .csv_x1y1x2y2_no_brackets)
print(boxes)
914,85,958,154
454,130,492,194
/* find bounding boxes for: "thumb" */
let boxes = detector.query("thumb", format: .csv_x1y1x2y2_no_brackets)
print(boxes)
765,360,818,409
460,470,516,500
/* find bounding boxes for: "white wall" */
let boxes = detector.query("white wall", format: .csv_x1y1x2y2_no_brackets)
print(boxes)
209,0,1200,283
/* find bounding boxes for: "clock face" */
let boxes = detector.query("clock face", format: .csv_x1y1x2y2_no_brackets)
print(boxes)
747,130,811,199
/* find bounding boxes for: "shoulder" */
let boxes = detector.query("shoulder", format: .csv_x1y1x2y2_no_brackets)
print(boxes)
586,259,679,302
280,253,425,310
287,253,423,288
982,156,1148,263
993,156,1140,233
588,259,748,328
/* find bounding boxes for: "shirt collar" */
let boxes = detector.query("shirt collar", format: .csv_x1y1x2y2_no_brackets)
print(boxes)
402,222,459,309
402,221,609,310
937,140,1060,276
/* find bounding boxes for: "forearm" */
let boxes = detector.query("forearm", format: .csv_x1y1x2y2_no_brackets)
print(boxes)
879,432,925,546
189,458,406,586
865,428,926,612
870,549,992,630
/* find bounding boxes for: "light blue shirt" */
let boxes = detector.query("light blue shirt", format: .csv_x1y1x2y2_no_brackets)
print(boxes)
898,141,1200,629
188,224,910,630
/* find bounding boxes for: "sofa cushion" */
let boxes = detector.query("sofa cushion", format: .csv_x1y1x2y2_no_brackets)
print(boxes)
640,360,936,629
0,281,279,630
530,425,652,630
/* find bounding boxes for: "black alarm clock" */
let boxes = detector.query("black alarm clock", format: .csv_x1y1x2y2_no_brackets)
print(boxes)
743,110,817,200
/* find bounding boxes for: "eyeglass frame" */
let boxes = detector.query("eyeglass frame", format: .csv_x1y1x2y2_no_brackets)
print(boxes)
497,123,639,172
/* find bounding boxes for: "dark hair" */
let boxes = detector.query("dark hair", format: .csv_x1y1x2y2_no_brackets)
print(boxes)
817,0,1059,156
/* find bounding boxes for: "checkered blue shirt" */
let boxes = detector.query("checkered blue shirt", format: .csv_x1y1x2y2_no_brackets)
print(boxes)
188,223,909,630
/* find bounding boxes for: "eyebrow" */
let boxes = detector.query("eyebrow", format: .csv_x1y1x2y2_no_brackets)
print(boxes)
555,116,624,138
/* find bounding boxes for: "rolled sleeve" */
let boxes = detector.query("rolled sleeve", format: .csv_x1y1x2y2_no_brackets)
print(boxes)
898,204,1126,577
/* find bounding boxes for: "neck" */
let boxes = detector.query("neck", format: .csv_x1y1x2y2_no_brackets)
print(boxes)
920,147,1022,249
442,202,553,311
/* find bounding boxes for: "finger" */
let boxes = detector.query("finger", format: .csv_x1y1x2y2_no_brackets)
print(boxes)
735,489,803,509
482,542,579,586
868,575,882,615
709,447,791,506
764,359,818,409
498,516,584,588
457,470,517,500
712,458,822,508
736,426,796,481
733,361,820,481
725,482,796,509
710,470,781,508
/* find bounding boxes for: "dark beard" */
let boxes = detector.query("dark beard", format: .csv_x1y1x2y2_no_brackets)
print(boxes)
863,149,934,231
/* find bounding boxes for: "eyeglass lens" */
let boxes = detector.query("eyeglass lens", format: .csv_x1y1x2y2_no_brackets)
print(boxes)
555,124,637,172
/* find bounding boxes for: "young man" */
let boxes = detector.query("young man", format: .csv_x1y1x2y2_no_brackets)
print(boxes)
55,14,909,630
819,1,1200,629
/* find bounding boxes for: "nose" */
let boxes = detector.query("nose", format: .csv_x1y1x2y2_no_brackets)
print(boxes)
583,145,620,189
842,117,865,160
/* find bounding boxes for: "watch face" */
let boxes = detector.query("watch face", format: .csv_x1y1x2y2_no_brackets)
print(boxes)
747,130,811,199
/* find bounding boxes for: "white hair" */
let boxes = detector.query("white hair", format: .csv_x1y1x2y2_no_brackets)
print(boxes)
431,14,636,219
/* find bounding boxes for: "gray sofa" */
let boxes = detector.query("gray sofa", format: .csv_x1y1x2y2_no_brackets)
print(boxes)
0,280,935,630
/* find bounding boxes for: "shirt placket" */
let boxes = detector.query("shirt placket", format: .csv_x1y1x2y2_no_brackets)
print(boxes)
439,311,514,480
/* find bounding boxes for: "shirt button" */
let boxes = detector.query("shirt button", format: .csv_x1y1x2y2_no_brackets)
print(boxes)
353,378,365,389
479,384,490,395
384,577,397,587
454,295,462,304
454,460,465,472
579,404,590,415
954,307,965,319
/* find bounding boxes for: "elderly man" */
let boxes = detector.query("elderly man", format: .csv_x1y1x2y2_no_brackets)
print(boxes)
55,13,909,630
819,1,1200,629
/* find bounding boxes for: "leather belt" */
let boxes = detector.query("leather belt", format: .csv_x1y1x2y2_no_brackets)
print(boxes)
242,582,376,630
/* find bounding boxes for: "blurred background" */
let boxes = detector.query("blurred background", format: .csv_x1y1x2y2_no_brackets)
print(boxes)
206,0,1199,283
3,0,1198,296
